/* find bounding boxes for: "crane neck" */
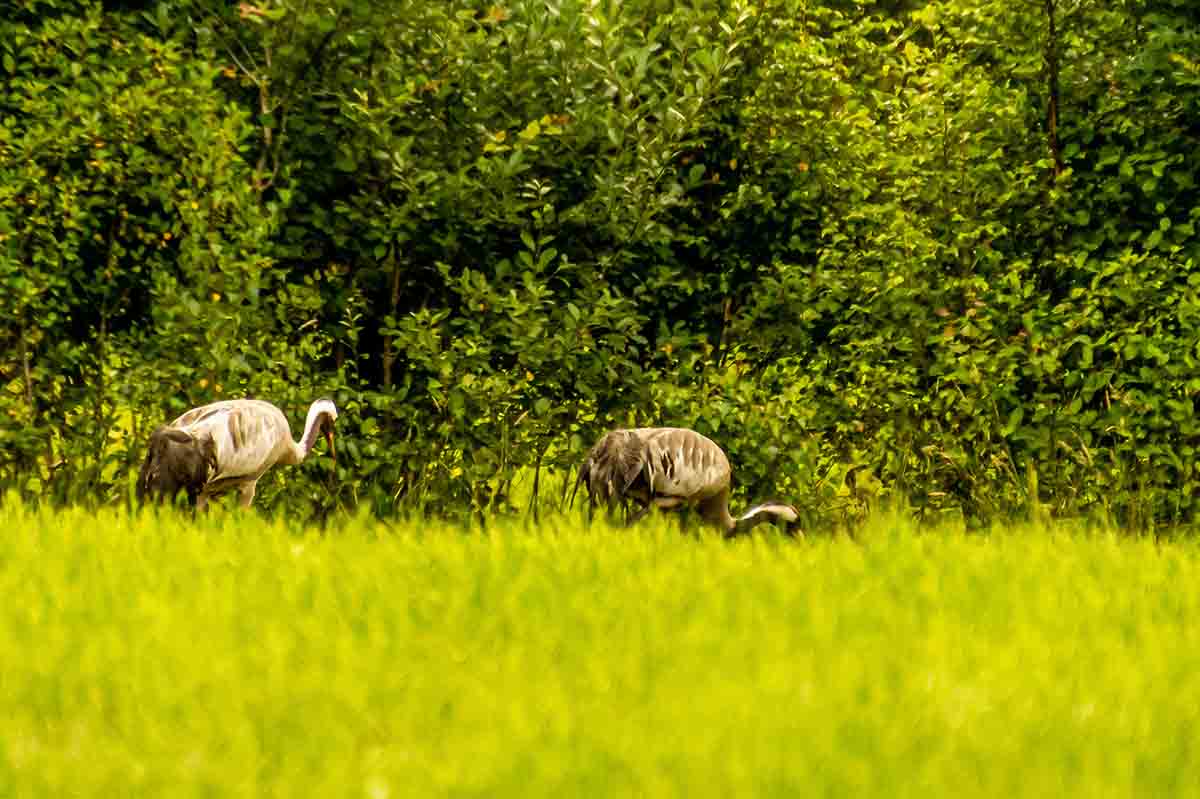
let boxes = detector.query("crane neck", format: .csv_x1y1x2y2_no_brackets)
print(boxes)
296,398,338,460
720,505,738,533
732,502,800,535
297,417,322,459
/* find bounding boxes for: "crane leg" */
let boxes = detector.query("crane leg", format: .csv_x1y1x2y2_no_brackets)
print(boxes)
238,482,257,508
625,496,686,527
625,502,653,526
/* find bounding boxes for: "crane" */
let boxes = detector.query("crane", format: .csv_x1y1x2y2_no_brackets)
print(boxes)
137,397,337,510
571,426,801,536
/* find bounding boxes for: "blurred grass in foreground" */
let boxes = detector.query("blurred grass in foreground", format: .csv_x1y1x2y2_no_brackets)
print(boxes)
1,496,1198,797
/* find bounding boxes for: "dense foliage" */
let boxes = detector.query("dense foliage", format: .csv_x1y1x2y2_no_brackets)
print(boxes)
2,0,1199,524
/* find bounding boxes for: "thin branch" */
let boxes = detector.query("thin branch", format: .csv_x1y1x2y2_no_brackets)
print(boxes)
1044,0,1064,179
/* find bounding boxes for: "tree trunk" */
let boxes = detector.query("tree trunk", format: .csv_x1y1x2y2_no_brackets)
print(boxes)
382,245,402,389
1044,0,1064,179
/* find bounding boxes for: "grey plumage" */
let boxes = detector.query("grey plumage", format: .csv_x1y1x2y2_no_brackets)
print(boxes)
136,426,217,508
572,426,801,536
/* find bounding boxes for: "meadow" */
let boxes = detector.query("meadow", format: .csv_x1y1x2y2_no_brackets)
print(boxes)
2,496,1199,797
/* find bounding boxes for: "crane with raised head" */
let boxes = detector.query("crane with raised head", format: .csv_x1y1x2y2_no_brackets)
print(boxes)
571,426,801,536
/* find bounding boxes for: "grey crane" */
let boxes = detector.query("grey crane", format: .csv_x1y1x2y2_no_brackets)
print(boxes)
571,426,801,536
137,397,337,509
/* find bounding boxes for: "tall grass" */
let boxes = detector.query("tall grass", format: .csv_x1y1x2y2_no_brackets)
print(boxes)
1,496,1198,796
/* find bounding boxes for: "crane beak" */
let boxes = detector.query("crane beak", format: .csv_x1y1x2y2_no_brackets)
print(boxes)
325,427,336,462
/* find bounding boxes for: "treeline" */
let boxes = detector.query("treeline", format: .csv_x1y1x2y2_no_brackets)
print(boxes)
2,0,1199,526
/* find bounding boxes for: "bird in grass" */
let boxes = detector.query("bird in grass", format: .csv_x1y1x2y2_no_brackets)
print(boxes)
571,426,801,536
137,397,337,510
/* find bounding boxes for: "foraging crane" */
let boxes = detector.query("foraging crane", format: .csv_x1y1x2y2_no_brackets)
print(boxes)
137,397,338,510
571,426,801,536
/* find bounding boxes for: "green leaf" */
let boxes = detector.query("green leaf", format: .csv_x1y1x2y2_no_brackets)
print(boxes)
1004,407,1024,436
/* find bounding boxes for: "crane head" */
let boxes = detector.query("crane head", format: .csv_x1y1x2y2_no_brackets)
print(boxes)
735,501,803,537
307,397,339,463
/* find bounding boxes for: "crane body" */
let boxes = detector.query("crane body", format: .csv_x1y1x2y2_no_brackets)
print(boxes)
573,426,801,536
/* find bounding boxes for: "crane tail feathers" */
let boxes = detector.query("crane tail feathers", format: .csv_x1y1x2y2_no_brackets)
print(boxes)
573,429,650,516
136,427,216,507
568,462,588,510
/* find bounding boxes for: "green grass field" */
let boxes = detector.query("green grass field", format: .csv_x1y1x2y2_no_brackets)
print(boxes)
1,496,1198,797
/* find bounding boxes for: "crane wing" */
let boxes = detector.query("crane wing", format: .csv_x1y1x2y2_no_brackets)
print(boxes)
171,400,288,482
572,429,650,509
637,428,731,500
